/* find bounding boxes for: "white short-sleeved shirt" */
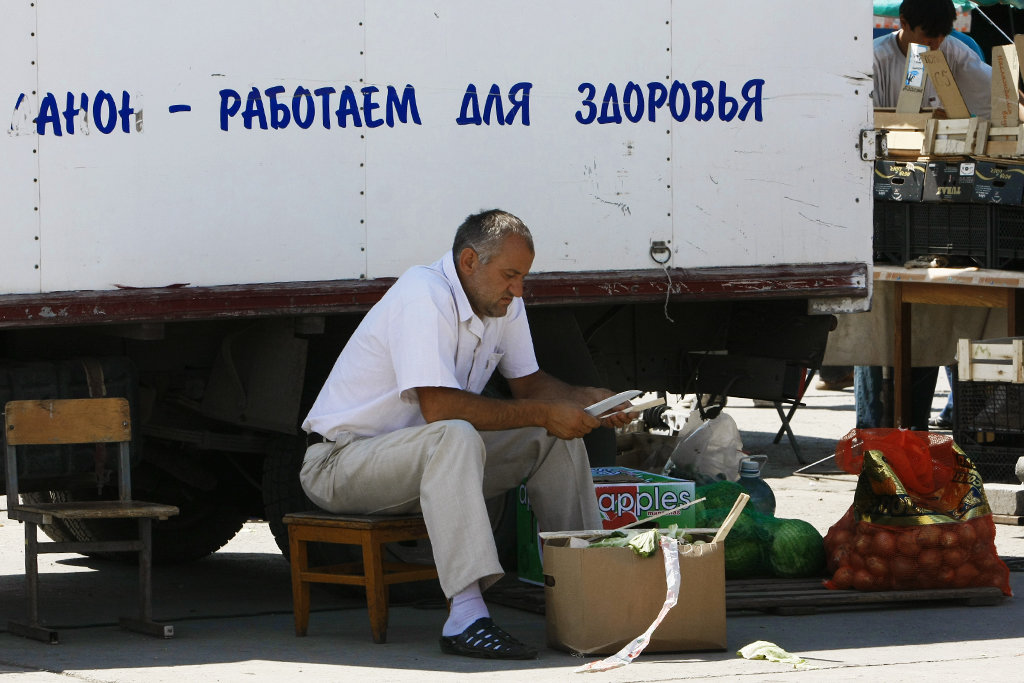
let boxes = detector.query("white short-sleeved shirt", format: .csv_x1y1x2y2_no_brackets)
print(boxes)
302,251,540,440
873,31,992,119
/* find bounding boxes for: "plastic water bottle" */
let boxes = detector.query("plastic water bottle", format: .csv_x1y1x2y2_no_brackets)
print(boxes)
738,456,776,517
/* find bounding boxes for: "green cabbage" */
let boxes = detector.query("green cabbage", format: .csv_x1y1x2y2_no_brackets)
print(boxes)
767,519,825,578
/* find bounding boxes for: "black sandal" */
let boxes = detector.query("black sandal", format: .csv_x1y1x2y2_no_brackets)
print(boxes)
439,618,538,659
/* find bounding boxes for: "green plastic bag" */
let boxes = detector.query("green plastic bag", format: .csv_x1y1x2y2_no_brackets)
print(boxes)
695,482,825,579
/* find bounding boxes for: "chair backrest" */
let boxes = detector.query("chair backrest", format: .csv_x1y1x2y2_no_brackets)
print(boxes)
4,397,133,504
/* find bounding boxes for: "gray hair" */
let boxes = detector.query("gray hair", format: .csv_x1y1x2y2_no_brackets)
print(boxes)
452,209,534,264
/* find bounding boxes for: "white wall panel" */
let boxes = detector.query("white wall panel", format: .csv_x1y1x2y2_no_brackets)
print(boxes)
33,1,366,291
1,1,872,295
0,2,42,295
669,0,874,268
364,0,673,277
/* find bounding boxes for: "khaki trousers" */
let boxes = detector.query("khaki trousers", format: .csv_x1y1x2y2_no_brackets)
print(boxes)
299,419,600,597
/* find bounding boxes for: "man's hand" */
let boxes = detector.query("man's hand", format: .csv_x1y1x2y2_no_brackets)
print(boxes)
541,399,603,439
597,406,636,431
573,386,636,430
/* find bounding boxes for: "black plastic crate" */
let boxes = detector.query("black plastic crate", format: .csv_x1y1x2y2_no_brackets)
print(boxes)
907,202,989,266
872,200,991,267
873,201,910,265
991,204,1024,271
954,380,1024,432
953,431,1024,484
953,379,1024,484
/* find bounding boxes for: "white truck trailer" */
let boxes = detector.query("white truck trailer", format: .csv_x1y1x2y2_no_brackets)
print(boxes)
0,1,873,561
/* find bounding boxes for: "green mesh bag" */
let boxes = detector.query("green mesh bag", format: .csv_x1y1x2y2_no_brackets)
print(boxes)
695,482,825,579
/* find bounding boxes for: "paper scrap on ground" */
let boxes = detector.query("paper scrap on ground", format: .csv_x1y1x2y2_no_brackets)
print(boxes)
737,640,807,668
575,535,680,673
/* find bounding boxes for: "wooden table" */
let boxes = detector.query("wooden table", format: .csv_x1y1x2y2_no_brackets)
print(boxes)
876,266,1024,427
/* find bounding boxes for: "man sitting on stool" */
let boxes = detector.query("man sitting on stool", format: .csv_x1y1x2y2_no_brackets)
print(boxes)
299,209,631,659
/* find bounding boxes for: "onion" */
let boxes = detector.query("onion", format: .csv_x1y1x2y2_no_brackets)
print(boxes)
891,555,916,586
830,566,854,589
953,562,979,587
827,544,851,573
872,529,896,556
829,528,853,548
957,522,977,546
942,547,966,568
896,532,919,557
852,568,876,591
847,550,866,570
865,555,890,580
935,566,955,585
917,548,942,570
854,533,873,556
917,525,941,548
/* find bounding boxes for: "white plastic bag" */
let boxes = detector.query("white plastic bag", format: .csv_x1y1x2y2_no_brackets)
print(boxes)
662,412,744,485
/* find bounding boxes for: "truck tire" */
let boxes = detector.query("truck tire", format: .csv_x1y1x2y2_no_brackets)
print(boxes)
17,493,78,542
21,485,247,564
260,445,332,560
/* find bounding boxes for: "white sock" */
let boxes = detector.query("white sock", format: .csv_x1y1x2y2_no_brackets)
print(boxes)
442,582,490,637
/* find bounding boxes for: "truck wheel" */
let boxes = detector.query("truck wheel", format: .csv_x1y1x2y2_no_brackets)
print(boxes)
20,486,247,564
261,447,368,567
17,492,78,542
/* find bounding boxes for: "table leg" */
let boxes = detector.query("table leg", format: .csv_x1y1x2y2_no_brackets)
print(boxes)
1010,288,1021,337
893,283,913,428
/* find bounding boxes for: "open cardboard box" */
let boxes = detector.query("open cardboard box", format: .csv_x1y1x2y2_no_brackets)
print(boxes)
542,494,747,656
541,528,726,655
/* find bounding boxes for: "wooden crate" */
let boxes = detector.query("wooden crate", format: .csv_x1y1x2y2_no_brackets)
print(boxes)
922,118,989,156
985,124,1024,158
958,337,1024,383
874,109,938,158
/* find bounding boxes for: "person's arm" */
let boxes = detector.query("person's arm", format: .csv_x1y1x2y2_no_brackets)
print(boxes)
416,384,601,440
507,369,601,403
508,370,635,429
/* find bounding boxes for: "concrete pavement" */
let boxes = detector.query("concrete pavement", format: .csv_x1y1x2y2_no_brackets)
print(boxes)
2,374,1024,682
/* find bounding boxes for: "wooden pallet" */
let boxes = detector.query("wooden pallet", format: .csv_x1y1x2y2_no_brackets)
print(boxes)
994,514,1024,525
492,575,1007,617
726,577,1006,615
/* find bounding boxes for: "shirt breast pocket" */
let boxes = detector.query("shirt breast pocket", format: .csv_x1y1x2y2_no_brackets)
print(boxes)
485,352,504,373
468,351,504,393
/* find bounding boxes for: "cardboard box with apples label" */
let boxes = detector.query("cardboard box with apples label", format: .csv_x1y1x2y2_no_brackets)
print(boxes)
516,466,695,585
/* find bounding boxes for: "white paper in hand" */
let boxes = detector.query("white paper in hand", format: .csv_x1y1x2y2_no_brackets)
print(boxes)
584,390,642,417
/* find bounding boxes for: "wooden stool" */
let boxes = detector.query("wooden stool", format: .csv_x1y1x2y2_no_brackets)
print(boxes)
283,511,439,643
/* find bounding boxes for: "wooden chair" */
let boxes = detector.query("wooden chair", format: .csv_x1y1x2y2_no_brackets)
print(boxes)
3,397,179,643
283,511,438,643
